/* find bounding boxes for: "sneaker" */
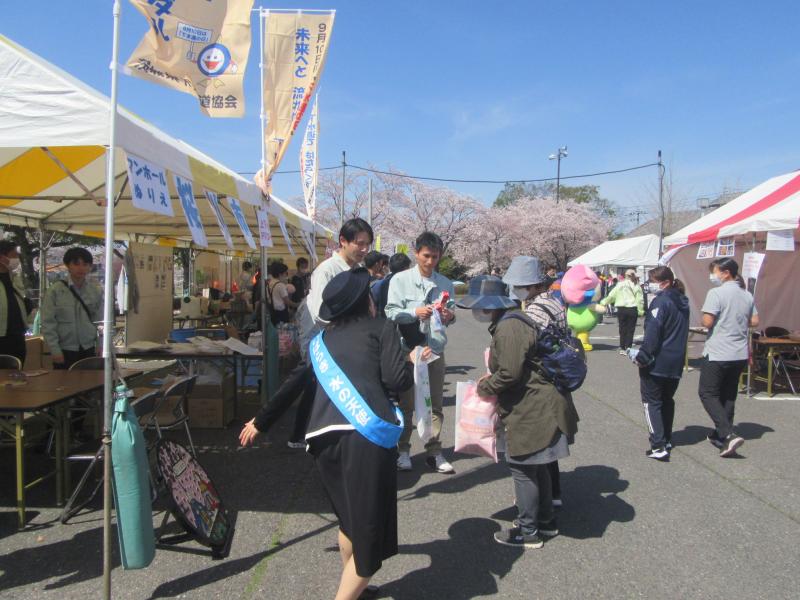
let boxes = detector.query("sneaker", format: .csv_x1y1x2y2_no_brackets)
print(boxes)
537,518,559,537
397,451,412,471
286,440,306,449
665,441,673,451
707,433,724,449
719,434,744,457
619,349,627,355
494,527,544,549
646,447,669,461
426,454,455,474
552,497,563,508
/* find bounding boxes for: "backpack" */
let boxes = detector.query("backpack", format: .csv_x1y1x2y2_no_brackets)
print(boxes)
500,308,587,393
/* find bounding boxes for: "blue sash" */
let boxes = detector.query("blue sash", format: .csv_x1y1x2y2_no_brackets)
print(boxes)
309,331,404,449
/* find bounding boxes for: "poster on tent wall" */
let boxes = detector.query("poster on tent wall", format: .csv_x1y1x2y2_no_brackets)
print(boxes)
716,238,735,257
766,230,795,251
125,242,173,345
174,175,208,247
126,154,173,217
125,0,255,117
256,10,335,193
205,191,234,248
278,216,295,256
226,197,256,249
256,209,274,247
696,242,715,260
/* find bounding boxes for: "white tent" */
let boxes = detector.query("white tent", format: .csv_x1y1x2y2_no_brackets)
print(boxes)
568,234,660,268
0,34,332,259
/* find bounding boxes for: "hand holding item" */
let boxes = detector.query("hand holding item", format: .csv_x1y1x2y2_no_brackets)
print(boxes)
52,354,65,365
476,374,491,396
626,347,640,365
440,307,455,324
239,418,261,447
592,303,607,315
415,305,434,321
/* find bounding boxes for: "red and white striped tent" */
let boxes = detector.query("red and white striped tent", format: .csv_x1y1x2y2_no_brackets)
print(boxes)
663,170,800,331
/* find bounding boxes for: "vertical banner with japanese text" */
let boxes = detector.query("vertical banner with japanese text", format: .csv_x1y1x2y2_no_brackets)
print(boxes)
126,154,173,217
174,175,208,247
205,190,234,248
256,209,274,247
299,95,319,219
227,197,257,249
126,0,255,117
257,10,335,192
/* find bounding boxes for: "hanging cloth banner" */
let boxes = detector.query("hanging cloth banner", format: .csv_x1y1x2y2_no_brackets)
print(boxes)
126,153,173,217
174,175,208,247
256,208,274,248
278,215,295,256
205,190,234,248
125,0,255,118
227,197,257,249
299,95,319,219
256,10,335,193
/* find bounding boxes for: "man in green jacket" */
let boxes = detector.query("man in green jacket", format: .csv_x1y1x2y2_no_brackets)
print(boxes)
386,231,456,474
598,269,644,354
0,240,32,365
41,247,103,369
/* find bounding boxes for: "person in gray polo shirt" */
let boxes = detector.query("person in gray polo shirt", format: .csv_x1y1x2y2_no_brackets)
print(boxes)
699,257,759,457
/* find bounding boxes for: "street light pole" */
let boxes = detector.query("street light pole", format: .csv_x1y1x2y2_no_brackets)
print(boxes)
657,149,665,257
548,146,568,203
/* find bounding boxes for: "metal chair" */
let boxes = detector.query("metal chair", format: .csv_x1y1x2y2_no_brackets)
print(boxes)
68,356,105,371
0,354,22,370
60,389,162,523
146,375,197,457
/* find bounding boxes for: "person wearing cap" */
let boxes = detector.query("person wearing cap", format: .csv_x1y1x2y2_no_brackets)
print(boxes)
503,256,576,508
385,231,456,474
459,277,578,550
302,268,414,600
597,268,644,355
0,240,33,365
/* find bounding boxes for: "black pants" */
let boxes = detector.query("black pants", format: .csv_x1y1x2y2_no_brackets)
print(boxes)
509,463,554,536
53,346,96,370
617,307,639,350
547,461,561,500
698,358,747,439
0,333,26,366
255,357,317,439
640,371,680,449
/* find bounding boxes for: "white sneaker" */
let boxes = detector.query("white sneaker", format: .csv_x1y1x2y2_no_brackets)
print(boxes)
397,451,412,471
426,454,455,474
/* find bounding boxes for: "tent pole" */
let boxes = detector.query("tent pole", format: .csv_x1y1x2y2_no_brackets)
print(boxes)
657,150,665,257
38,222,47,305
102,1,122,599
258,8,270,407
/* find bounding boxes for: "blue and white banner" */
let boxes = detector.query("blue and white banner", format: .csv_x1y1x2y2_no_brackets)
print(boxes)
205,190,234,248
126,154,173,217
256,208,273,248
227,196,256,249
278,215,295,256
299,95,318,219
174,175,207,247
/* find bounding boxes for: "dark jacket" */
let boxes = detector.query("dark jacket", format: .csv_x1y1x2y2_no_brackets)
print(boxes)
636,287,689,379
305,317,414,440
477,310,578,458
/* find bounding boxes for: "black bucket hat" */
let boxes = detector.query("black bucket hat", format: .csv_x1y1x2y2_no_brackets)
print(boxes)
319,267,371,321
456,276,517,310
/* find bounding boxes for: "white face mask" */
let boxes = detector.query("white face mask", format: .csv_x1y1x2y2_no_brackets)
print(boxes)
709,274,722,286
512,286,530,301
648,282,664,295
473,309,494,323
2,256,20,272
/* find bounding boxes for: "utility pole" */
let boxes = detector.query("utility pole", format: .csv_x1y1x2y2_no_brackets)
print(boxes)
368,178,373,228
340,150,346,231
657,150,665,257
548,146,568,203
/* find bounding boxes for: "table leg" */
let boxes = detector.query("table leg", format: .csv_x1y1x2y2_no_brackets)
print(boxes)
55,406,65,506
15,414,25,528
767,347,774,397
62,404,71,496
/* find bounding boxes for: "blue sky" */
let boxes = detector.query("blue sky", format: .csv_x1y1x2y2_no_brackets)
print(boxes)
4,1,800,230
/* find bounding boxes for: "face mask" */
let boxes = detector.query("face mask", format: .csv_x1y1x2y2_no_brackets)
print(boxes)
473,309,494,323
709,274,722,286
512,286,530,301
648,282,664,295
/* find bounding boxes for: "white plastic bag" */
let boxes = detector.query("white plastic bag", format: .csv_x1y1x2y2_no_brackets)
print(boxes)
414,347,434,442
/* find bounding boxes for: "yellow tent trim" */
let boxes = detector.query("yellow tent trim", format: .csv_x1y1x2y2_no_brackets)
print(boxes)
0,146,105,205
188,155,239,199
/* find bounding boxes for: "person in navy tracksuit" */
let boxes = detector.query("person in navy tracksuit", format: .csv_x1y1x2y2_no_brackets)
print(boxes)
629,266,690,461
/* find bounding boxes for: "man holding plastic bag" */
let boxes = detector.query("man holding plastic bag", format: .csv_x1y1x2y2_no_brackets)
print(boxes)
458,276,577,549
386,232,456,474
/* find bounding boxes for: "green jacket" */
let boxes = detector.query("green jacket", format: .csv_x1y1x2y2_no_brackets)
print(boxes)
0,272,30,337
477,311,578,457
600,279,644,316
385,266,455,355
40,278,103,356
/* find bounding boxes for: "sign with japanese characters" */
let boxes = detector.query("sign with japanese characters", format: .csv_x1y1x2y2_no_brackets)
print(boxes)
205,190,234,248
256,10,335,192
741,252,766,281
766,229,795,252
278,215,295,256
126,153,173,216
227,197,256,249
299,95,319,219
126,0,255,117
255,208,273,248
174,175,207,247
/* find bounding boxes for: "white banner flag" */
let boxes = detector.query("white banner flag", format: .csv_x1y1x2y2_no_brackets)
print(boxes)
300,95,319,219
278,215,295,256
174,176,207,247
256,208,274,247
227,197,257,249
205,190,234,248
126,154,173,216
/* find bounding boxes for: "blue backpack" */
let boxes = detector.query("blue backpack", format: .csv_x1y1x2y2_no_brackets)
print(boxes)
501,308,587,393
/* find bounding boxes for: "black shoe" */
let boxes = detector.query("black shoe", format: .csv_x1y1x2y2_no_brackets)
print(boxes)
538,518,559,537
646,447,669,461
358,585,380,599
707,432,725,449
494,527,543,549
719,434,744,457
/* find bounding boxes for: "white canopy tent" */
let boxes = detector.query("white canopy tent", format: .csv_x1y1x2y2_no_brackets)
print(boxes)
568,234,661,269
0,34,332,259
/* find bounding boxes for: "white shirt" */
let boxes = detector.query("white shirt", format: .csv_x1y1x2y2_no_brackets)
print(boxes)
306,251,352,325
268,278,290,311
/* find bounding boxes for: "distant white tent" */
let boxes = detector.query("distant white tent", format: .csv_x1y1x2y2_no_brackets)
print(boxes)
568,234,660,269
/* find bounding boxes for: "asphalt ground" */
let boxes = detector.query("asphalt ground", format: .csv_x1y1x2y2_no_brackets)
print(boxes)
1,312,799,599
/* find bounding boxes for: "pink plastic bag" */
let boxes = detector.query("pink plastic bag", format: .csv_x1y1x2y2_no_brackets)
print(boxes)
455,381,498,462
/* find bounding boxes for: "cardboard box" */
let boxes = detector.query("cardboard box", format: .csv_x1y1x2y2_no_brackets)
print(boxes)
188,373,235,429
24,336,42,370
